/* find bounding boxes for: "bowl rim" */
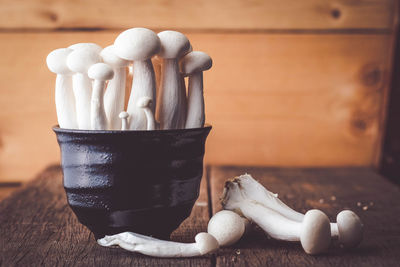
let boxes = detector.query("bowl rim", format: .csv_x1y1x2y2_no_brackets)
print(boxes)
53,124,212,134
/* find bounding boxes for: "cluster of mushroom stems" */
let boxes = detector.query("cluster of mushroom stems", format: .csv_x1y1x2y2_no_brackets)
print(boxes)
98,174,363,257
47,28,212,131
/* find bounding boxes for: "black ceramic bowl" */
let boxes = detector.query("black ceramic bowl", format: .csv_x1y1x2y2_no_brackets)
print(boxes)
53,125,211,239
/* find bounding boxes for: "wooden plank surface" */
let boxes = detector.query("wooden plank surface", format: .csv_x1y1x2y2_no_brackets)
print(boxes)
0,166,212,266
0,0,395,31
209,166,400,267
0,32,393,181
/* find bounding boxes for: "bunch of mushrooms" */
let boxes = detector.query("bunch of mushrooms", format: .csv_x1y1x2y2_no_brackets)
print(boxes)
46,28,212,131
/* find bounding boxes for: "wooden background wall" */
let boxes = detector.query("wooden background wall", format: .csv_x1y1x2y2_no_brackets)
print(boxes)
0,0,398,182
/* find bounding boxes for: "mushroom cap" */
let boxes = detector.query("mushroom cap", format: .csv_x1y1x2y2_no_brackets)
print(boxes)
119,111,129,119
114,28,160,61
100,45,130,68
67,47,102,73
207,210,245,246
68,43,102,54
300,209,331,255
157,31,191,59
195,232,219,255
46,48,74,75
336,210,363,248
137,97,153,108
180,51,212,75
88,63,114,81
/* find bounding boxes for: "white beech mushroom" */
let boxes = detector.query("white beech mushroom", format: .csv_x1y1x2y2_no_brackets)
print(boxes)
97,232,219,258
114,28,160,130
207,210,246,247
100,45,130,130
87,63,114,130
156,31,191,130
137,97,156,130
67,47,102,129
232,174,363,248
68,43,102,53
222,181,331,255
119,111,129,130
46,48,78,129
180,51,212,129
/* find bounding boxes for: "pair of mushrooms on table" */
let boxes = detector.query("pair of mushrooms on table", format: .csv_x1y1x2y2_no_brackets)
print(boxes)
47,28,212,131
99,174,363,257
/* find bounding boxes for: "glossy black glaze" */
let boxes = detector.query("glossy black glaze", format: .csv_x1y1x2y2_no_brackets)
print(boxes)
53,126,211,239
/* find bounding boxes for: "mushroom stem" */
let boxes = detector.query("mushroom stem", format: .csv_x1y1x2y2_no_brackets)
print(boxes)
119,111,129,130
232,174,363,248
157,58,183,129
90,79,108,130
185,72,204,128
222,180,331,255
127,59,157,130
88,63,114,130
55,75,77,129
137,97,156,130
72,73,92,129
97,232,219,258
104,67,126,130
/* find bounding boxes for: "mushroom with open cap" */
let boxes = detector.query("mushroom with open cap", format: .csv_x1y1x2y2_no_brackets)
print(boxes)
114,28,160,130
97,231,219,258
87,63,114,130
67,46,102,129
100,45,130,130
156,30,191,130
180,51,212,129
230,174,363,248
46,48,78,129
222,180,331,255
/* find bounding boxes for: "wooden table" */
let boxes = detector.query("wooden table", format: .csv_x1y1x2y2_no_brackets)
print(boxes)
1,166,399,266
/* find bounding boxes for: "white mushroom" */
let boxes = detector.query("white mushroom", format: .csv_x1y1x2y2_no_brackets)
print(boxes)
46,48,78,129
68,43,102,53
207,210,246,247
114,28,160,130
222,181,331,255
137,97,156,130
119,111,129,130
97,232,219,258
232,174,363,248
156,31,191,129
336,210,364,248
66,46,102,129
100,45,130,130
180,51,212,129
88,63,114,130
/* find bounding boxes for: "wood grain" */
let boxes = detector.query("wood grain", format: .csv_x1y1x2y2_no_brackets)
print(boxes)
0,165,213,266
0,32,393,181
0,0,394,31
209,166,400,267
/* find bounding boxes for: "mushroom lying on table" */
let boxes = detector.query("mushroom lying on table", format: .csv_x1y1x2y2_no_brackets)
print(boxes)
222,180,332,255
231,174,364,248
98,232,219,258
